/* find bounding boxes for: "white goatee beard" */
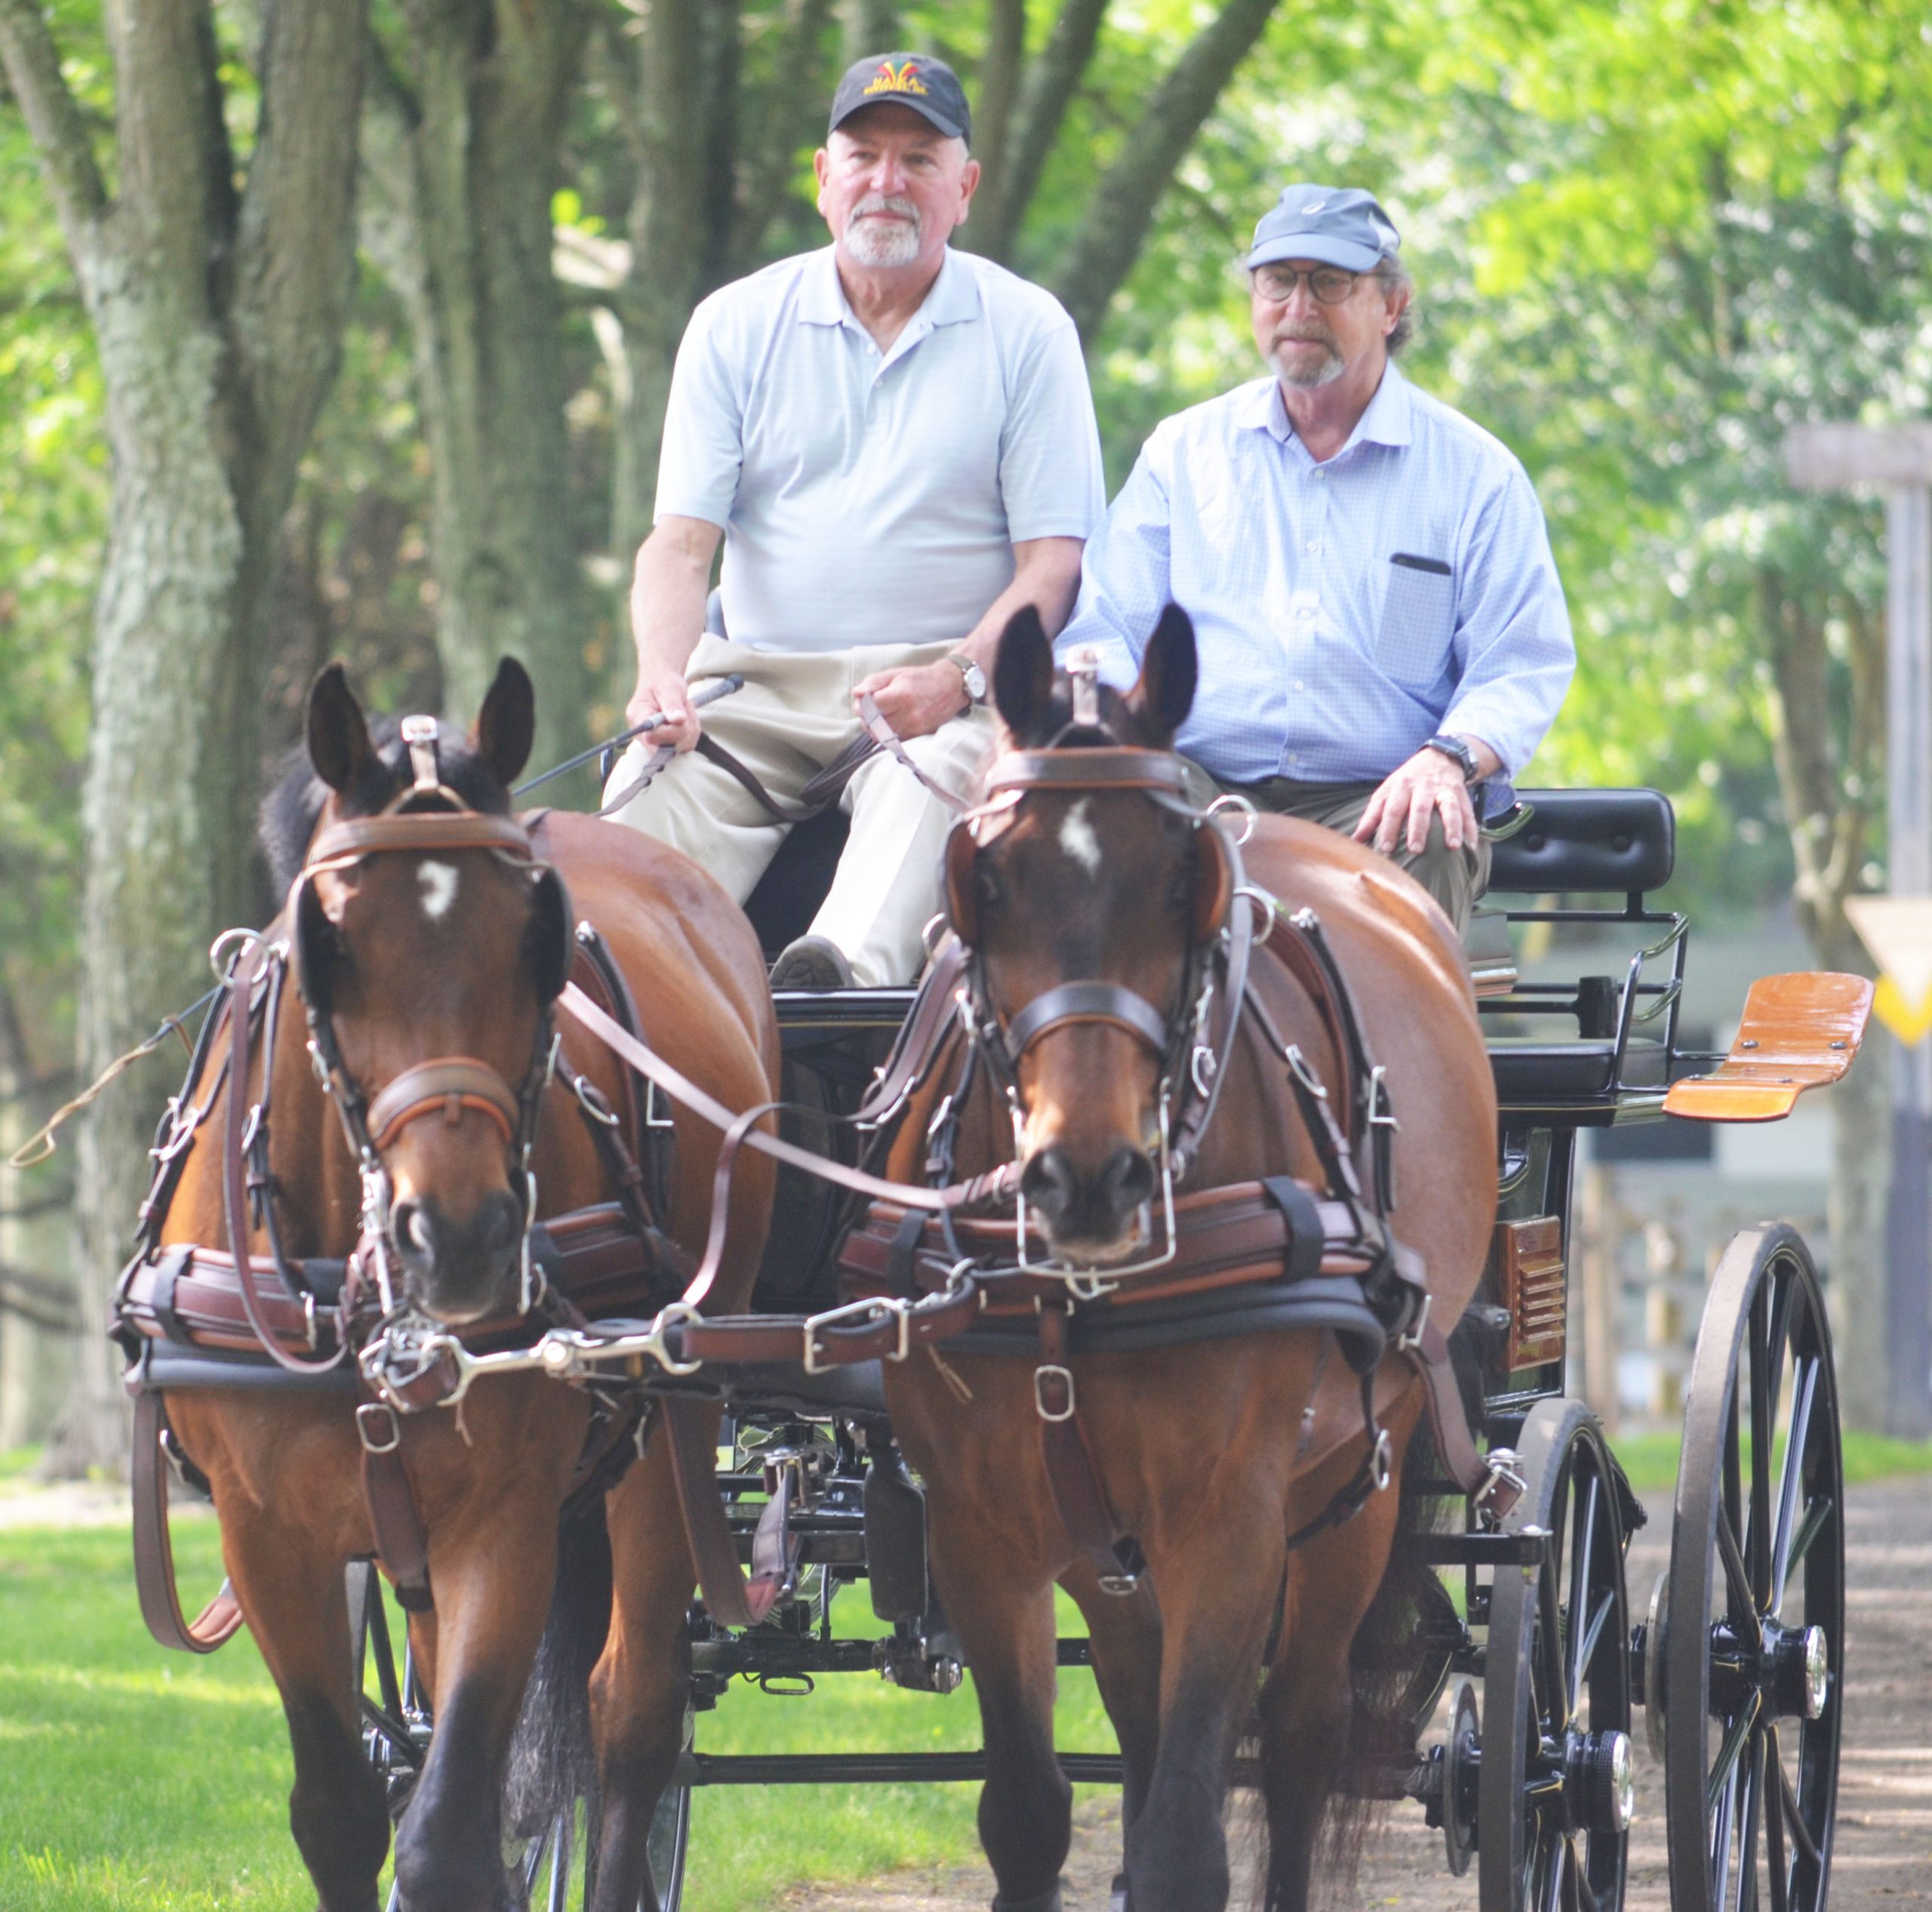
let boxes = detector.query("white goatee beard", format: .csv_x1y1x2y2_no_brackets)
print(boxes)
844,195,923,267
1271,338,1346,388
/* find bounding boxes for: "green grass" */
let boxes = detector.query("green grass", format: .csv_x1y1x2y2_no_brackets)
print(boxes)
0,1443,46,1481
1607,1428,1932,1496
10,1423,1932,1908
0,1512,1112,1911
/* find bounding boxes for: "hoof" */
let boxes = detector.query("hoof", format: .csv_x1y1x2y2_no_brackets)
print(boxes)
992,1888,1063,1912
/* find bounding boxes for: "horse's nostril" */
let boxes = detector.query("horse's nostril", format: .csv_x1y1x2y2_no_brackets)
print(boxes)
1020,1148,1077,1222
1105,1147,1156,1213
391,1200,432,1268
478,1189,521,1257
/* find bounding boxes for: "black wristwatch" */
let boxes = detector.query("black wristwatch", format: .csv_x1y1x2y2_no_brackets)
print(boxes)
1423,733,1479,781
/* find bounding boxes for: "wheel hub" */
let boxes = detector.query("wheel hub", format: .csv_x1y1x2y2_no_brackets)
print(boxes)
1564,1728,1635,1834
1769,1621,1831,1721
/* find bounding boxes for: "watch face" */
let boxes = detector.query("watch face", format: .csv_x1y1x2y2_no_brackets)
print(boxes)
964,661,987,701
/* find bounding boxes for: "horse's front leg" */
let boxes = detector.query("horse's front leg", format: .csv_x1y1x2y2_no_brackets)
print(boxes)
192,1428,389,1912
1257,1397,1422,1912
391,1416,577,1912
1065,1563,1162,1909
586,1416,700,1912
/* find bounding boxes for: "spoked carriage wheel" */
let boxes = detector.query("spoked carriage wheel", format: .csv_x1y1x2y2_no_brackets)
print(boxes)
1658,1225,1842,1912
348,1562,691,1910
1478,1397,1635,1912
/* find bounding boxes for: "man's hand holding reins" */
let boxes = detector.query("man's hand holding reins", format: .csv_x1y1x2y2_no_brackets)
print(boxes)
854,659,972,739
626,514,722,753
1355,734,1502,856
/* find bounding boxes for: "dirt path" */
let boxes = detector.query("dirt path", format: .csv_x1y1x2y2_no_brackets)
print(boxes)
785,1478,1932,1910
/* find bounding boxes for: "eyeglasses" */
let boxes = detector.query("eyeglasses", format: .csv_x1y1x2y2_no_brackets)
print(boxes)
1251,264,1361,306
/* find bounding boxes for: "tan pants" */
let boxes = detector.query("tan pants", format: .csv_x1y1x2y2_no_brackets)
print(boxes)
603,633,993,987
1189,767,1491,936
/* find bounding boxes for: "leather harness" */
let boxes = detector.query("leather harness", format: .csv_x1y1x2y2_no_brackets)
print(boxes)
113,719,1521,1649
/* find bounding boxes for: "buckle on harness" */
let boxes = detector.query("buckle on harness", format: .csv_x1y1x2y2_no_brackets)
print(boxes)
355,1401,402,1455
802,1296,910,1376
1396,1289,1432,1354
1034,1363,1076,1422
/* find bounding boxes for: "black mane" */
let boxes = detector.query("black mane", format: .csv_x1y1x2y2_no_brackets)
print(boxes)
258,718,515,896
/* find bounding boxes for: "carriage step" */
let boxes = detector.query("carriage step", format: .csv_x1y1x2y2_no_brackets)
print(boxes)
1417,1530,1549,1566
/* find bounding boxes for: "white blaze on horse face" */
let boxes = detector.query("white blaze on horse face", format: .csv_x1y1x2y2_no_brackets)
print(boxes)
1059,799,1103,879
417,860,460,922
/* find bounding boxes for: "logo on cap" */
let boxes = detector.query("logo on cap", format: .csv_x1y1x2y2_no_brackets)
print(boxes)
863,60,928,97
1300,198,1328,214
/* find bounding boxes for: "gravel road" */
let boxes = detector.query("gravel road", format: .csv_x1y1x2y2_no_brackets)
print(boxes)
786,1477,1932,1910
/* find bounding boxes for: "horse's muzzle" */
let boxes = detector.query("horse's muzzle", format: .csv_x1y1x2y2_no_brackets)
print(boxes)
389,1188,524,1323
1020,1143,1156,1262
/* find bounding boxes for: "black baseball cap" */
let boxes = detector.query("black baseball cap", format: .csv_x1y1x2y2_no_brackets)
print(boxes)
828,52,971,146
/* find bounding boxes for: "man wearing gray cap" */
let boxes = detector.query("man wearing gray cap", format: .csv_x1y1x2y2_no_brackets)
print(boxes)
607,51,1104,988
1057,184,1575,933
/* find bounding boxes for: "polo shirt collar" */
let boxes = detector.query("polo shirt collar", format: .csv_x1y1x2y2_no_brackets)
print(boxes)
795,244,983,331
1240,361,1416,454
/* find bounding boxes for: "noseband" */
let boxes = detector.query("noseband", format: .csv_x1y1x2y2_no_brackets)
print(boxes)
290,730,572,1317
941,735,1254,1276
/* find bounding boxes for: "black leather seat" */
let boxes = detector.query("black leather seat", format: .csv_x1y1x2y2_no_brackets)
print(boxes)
1487,1036,1669,1105
1487,788,1675,896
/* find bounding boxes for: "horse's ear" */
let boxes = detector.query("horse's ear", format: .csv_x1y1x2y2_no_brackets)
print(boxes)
472,656,536,789
1126,604,1198,744
307,663,374,794
992,606,1054,738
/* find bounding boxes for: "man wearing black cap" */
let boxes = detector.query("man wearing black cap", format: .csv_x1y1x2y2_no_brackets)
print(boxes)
1057,183,1575,934
607,52,1104,988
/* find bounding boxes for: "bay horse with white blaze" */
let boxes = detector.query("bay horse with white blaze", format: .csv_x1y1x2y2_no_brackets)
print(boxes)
880,607,1499,1911
129,660,775,1911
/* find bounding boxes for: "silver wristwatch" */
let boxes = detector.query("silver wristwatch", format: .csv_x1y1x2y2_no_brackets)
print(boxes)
946,653,988,707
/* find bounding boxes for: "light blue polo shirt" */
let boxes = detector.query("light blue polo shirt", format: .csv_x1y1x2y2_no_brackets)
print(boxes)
654,245,1105,652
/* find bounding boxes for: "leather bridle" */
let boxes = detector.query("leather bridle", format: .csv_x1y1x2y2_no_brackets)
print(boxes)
940,733,1254,1281
285,730,572,1326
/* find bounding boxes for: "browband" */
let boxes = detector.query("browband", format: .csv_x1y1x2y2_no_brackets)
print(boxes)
982,749,1195,798
305,810,536,871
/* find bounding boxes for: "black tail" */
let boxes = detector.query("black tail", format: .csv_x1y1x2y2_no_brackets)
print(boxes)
503,1493,614,1843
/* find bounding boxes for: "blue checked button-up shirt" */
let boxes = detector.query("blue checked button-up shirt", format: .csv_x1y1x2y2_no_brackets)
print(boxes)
1057,368,1574,802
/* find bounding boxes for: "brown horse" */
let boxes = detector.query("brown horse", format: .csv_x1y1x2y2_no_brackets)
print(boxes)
147,661,776,1911
881,607,1498,1912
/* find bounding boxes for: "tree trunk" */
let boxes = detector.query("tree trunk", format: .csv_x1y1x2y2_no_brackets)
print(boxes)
58,277,256,1474
0,979,70,1448
1051,0,1281,344
2,0,367,1474
838,0,897,61
1758,567,1887,1434
360,0,590,767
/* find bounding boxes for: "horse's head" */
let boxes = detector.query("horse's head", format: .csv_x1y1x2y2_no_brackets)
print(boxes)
948,604,1232,1263
285,659,572,1326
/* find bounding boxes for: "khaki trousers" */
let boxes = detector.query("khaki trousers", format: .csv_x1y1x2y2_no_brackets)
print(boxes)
1192,768,1491,936
603,633,993,987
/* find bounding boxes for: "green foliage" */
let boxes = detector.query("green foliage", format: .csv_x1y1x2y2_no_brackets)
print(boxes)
0,55,100,1041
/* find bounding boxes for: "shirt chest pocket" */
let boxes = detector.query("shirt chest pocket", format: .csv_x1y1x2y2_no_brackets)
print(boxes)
1375,555,1456,689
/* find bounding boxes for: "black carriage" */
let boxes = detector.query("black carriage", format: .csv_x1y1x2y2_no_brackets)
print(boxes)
343,784,1862,1912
